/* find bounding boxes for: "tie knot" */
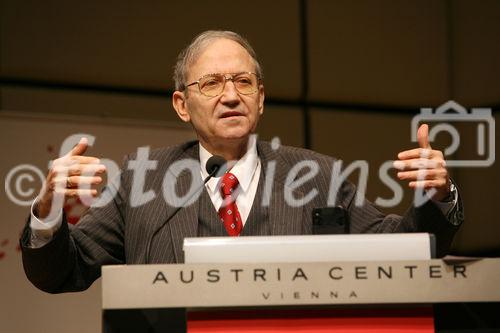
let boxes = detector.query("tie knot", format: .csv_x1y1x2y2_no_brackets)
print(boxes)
220,173,239,197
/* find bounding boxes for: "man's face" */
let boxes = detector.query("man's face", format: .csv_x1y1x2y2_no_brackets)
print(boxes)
173,38,264,148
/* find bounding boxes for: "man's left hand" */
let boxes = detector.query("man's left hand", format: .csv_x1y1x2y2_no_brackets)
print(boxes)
394,124,451,202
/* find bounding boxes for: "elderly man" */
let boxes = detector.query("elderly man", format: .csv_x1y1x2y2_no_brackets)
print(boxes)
21,30,462,294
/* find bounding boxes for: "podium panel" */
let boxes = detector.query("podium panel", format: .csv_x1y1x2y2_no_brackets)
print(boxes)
102,258,500,332
187,308,434,333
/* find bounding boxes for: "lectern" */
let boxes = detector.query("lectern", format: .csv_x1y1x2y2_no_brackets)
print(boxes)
101,234,500,332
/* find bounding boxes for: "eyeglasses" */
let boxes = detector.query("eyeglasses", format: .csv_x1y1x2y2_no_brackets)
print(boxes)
184,72,260,97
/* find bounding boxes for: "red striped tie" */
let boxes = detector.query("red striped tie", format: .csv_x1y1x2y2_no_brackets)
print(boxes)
218,173,243,236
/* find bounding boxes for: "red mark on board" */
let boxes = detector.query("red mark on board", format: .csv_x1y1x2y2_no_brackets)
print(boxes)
0,239,8,261
0,232,24,261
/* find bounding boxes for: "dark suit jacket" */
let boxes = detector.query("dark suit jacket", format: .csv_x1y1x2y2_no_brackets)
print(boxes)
21,140,459,293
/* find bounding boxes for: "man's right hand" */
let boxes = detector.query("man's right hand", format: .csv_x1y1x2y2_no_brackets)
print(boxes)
36,137,107,219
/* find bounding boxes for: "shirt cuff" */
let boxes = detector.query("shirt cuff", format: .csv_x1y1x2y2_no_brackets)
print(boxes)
29,199,63,248
431,181,458,217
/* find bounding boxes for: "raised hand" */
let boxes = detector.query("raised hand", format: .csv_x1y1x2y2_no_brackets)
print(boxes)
394,124,450,202
36,137,107,219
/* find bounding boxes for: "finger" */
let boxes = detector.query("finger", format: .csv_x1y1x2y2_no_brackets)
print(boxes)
58,176,103,188
409,179,448,189
54,188,98,197
397,148,434,160
69,155,101,164
53,163,106,175
417,124,432,149
67,164,107,176
67,137,89,157
397,169,447,181
49,176,101,191
393,159,442,170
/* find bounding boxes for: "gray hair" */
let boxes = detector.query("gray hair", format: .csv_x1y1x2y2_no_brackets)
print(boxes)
173,30,263,91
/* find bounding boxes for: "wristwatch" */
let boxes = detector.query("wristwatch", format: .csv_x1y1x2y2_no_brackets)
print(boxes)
445,181,464,227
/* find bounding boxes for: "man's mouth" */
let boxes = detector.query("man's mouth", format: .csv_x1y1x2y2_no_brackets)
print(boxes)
220,111,243,118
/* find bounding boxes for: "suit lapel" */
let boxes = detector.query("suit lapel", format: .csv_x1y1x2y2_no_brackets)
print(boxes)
158,143,201,263
168,203,199,263
257,141,304,235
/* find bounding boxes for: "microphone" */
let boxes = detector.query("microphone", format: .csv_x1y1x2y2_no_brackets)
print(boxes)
205,155,227,176
144,155,227,263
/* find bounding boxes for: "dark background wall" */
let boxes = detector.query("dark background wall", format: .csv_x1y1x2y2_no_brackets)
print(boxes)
1,0,499,255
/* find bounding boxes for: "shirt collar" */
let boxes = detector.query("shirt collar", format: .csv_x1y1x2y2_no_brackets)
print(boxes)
199,135,259,194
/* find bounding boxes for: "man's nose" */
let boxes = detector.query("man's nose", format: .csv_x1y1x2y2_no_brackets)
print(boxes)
219,79,240,104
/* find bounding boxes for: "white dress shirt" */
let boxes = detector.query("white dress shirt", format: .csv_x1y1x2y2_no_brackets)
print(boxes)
199,136,261,226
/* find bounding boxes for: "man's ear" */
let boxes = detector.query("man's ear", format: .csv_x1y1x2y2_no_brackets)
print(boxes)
258,85,265,115
172,91,191,122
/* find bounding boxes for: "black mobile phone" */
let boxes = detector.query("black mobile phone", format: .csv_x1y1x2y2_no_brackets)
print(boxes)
312,206,350,235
